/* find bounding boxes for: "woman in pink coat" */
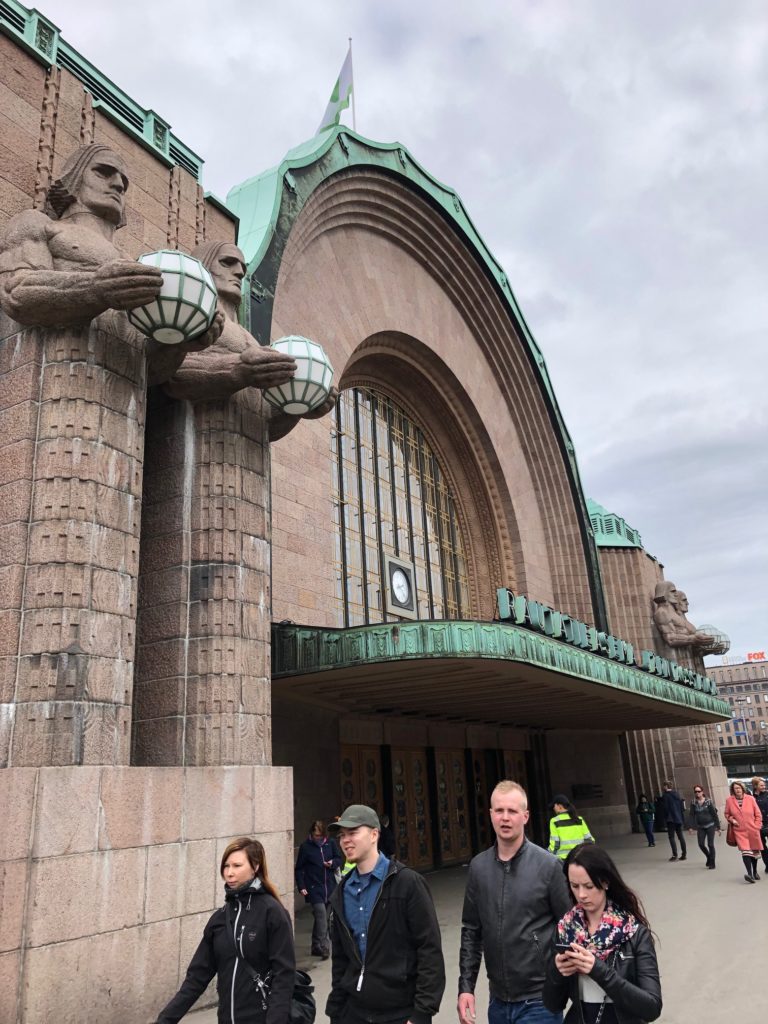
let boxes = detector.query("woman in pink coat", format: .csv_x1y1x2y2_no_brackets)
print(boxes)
725,780,763,883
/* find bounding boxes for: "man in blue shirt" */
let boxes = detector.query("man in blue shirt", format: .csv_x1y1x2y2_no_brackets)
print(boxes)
326,804,445,1024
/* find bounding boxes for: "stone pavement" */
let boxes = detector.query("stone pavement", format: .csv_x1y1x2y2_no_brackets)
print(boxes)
187,833,764,1024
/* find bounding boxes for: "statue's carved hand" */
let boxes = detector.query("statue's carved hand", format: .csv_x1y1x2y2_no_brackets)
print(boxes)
94,259,162,311
237,345,297,389
302,385,339,420
183,308,225,354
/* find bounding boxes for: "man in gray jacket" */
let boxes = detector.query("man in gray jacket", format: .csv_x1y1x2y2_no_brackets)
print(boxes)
458,780,570,1024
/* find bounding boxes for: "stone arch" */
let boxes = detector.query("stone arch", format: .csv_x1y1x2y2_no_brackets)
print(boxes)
263,158,603,627
342,332,523,619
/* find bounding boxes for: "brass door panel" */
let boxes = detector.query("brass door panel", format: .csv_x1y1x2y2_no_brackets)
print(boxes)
391,746,434,869
435,747,471,865
340,744,383,815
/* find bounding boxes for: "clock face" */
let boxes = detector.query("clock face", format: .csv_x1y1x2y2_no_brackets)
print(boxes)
391,568,411,604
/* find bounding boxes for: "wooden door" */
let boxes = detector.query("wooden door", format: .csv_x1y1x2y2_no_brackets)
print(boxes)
391,747,434,869
501,749,528,793
340,744,384,816
434,747,472,865
470,748,493,850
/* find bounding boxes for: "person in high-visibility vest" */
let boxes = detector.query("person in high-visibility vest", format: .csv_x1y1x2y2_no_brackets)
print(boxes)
548,794,594,860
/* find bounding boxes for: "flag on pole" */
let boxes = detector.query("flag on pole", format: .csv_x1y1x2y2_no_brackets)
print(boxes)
317,45,354,134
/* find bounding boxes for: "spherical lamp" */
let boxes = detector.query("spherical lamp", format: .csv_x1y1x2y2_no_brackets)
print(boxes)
128,250,218,344
262,335,334,415
698,624,731,656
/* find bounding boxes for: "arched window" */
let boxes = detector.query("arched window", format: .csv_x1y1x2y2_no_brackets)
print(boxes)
331,387,470,626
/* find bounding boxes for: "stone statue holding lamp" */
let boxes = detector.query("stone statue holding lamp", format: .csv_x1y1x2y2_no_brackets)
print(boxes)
0,143,222,382
164,239,336,436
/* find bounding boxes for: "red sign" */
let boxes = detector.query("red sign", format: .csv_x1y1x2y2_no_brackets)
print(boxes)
747,651,766,662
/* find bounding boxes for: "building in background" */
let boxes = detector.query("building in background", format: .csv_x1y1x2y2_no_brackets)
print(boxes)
706,658,768,778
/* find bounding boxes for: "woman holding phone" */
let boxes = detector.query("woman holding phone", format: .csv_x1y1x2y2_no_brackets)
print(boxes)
543,844,661,1024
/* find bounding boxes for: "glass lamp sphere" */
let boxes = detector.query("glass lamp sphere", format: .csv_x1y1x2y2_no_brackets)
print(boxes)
127,250,218,345
262,335,334,415
698,624,731,655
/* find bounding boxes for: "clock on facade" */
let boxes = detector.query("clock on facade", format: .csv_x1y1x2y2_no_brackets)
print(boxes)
391,568,411,605
384,555,417,619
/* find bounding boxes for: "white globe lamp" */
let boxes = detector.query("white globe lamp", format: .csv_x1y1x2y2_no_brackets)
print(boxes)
698,624,731,656
128,250,218,345
262,335,334,415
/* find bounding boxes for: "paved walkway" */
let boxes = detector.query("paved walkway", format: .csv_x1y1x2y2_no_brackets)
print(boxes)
188,834,763,1023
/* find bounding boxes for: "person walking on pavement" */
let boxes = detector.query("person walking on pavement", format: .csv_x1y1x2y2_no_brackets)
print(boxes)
326,804,445,1024
548,795,594,860
155,837,295,1024
458,779,571,1024
661,781,687,862
295,818,343,959
543,844,662,1023
724,780,763,883
750,776,768,873
635,794,656,847
687,785,721,869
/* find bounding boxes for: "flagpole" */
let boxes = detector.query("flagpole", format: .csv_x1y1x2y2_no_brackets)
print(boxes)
349,37,356,131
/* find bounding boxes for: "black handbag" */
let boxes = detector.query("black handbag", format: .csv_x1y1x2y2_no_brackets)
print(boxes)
235,955,316,1024
227,900,316,1024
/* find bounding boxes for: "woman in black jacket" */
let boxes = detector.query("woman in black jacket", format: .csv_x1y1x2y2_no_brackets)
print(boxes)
156,837,295,1024
543,844,661,1024
294,819,343,958
687,784,721,869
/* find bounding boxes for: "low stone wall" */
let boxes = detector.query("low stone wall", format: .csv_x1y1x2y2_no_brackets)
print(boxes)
1,764,292,1023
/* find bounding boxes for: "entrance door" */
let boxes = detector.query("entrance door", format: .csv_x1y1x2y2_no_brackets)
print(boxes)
391,747,434,869
339,744,384,816
434,747,472,865
501,749,528,793
470,748,494,850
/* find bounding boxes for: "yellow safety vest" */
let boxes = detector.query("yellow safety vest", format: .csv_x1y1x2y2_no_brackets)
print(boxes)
548,813,594,859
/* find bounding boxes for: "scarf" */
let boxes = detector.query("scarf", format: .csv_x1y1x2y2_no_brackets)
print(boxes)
557,899,638,960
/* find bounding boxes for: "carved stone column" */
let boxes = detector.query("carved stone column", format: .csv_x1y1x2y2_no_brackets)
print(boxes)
0,316,144,766
133,388,271,766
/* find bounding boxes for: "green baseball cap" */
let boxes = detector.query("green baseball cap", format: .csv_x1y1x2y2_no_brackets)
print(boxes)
329,804,381,831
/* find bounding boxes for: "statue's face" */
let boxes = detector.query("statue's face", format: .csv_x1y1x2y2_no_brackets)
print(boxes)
76,151,129,224
677,591,688,612
210,244,246,303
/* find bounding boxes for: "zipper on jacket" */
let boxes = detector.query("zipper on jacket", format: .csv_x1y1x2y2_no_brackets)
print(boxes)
335,863,396,993
231,901,242,1024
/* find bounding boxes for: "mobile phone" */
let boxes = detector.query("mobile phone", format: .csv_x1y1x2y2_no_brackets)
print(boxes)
554,943,573,953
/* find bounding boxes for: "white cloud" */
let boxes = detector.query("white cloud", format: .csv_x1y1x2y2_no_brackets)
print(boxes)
37,0,768,655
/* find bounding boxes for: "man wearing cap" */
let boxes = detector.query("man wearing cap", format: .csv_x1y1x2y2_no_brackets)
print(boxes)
326,804,445,1024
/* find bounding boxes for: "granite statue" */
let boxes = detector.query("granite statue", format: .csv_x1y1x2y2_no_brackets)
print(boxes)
163,239,336,434
652,582,721,654
0,143,219,382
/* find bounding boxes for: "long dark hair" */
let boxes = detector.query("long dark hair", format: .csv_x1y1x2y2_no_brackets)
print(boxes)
220,837,281,903
564,844,651,930
550,793,583,826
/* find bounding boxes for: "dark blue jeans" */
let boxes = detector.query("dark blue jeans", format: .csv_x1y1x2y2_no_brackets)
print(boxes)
488,996,563,1024
642,818,655,844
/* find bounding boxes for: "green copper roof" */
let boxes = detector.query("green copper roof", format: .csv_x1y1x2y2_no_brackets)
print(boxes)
0,0,203,179
272,621,729,729
227,126,607,629
587,499,644,550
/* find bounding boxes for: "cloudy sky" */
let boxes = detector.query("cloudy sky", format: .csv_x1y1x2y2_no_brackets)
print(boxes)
39,0,767,661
